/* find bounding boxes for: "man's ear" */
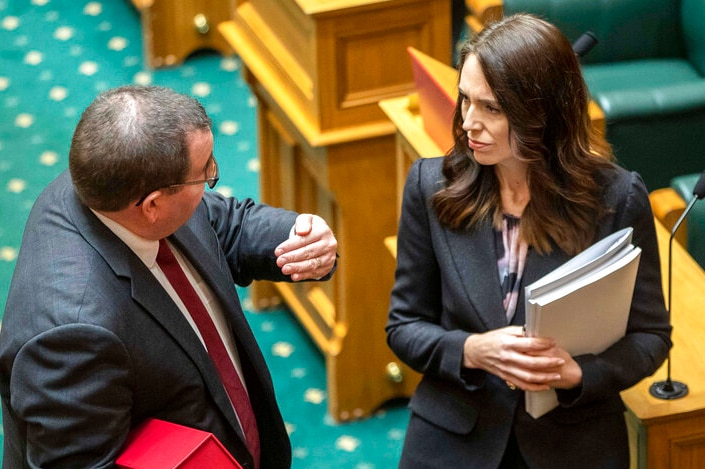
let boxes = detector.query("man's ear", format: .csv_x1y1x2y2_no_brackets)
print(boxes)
138,190,163,224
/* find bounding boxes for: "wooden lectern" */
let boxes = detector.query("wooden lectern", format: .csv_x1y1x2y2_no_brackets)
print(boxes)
219,0,450,421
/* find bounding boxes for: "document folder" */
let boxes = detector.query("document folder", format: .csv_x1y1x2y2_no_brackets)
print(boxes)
524,227,641,418
116,418,242,469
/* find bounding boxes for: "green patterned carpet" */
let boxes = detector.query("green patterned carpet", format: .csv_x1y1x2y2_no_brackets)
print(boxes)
0,1,409,467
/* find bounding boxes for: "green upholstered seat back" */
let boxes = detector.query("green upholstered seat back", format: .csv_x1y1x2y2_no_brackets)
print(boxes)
682,0,705,75
671,173,705,270
502,0,686,64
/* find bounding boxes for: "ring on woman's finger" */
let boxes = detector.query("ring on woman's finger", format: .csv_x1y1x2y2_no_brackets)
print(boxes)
505,381,517,390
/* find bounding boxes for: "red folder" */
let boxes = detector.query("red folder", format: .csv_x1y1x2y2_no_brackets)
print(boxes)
116,418,243,469
407,47,458,153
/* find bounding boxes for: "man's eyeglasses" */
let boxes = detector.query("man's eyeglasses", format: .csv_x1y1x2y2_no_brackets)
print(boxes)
135,157,220,206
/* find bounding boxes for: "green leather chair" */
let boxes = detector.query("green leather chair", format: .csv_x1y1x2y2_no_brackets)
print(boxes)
503,0,705,191
671,172,705,269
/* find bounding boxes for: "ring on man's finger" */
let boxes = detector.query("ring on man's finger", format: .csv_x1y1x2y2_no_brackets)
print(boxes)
506,381,517,390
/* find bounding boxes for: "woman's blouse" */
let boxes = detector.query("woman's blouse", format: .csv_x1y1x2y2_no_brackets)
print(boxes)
496,214,529,323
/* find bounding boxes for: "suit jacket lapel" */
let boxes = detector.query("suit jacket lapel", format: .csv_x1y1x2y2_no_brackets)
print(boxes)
441,220,572,331
169,225,266,437
442,221,508,331
130,268,242,434
170,225,261,373
67,192,245,439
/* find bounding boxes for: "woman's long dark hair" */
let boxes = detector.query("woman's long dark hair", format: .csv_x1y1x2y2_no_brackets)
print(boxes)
432,14,614,255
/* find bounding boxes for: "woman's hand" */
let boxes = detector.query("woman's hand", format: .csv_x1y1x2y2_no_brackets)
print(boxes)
539,345,583,390
463,326,581,391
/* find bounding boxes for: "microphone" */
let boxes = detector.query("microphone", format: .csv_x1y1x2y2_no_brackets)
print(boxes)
649,169,705,399
572,31,598,58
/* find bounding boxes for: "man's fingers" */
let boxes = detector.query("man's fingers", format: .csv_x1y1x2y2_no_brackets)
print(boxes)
294,214,314,236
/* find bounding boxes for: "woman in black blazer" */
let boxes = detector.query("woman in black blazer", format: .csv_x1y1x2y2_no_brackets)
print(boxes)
386,14,671,469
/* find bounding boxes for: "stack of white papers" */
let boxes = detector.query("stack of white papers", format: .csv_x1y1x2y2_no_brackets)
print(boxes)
524,227,642,418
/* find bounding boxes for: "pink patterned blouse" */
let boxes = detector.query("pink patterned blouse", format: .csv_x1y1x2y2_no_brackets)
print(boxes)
495,214,529,323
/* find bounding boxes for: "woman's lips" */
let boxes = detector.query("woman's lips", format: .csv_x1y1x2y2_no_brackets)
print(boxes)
468,137,490,151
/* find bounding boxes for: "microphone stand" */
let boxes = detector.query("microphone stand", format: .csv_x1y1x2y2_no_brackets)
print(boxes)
649,170,705,399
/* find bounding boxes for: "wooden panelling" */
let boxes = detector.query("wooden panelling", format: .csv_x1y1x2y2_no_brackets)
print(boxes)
220,0,450,420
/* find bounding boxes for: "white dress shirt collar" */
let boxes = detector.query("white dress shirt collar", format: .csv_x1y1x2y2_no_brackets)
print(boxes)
91,210,159,268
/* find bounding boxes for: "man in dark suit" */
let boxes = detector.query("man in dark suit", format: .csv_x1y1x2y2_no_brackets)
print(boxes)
0,85,338,469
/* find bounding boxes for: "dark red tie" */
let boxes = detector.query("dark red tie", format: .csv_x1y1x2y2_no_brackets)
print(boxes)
156,239,260,468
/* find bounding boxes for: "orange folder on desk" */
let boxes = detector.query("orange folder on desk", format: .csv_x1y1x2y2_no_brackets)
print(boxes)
408,47,458,153
116,418,242,469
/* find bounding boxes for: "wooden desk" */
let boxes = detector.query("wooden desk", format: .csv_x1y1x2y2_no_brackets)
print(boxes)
220,0,449,422
130,0,234,68
624,220,705,469
380,94,705,469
